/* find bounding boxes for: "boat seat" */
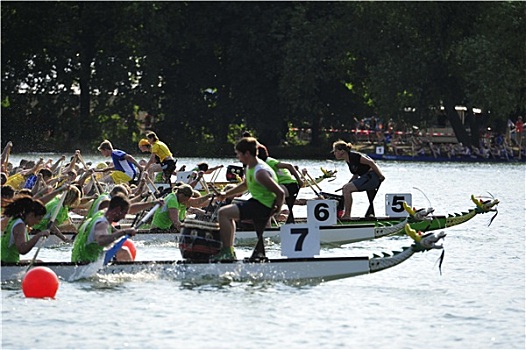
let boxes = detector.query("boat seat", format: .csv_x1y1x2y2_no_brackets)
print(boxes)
365,183,381,217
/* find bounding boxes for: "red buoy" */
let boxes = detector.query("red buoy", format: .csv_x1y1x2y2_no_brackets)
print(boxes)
22,267,59,299
122,239,137,260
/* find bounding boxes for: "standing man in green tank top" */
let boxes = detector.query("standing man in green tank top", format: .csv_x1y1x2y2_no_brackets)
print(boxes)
215,137,285,260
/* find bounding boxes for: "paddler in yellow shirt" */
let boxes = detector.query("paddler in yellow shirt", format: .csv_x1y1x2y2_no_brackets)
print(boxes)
142,131,176,187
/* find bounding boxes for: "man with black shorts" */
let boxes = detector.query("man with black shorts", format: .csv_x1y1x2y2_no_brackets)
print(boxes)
215,137,285,260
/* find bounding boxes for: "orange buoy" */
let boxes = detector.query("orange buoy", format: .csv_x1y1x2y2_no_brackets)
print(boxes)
22,267,59,299
122,239,137,260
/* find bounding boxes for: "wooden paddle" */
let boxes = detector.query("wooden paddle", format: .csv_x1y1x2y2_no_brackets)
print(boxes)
301,169,325,199
103,203,161,265
130,178,160,227
209,166,221,185
144,174,161,198
78,153,102,195
304,170,323,192
198,175,210,194
26,189,69,272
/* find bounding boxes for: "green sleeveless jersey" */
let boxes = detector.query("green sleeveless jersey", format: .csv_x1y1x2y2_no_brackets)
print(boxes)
151,193,187,229
32,196,69,231
71,211,107,263
1,218,28,263
246,161,277,208
265,157,297,185
86,193,110,219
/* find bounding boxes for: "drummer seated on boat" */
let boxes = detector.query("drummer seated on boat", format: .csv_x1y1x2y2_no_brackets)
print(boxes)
150,184,212,232
71,194,137,263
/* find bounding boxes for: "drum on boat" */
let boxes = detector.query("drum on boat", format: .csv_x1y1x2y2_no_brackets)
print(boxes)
226,165,244,182
178,219,222,260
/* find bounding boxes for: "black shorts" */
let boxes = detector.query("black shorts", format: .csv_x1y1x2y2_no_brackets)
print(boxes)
161,159,176,179
283,183,300,198
236,198,272,224
352,171,380,191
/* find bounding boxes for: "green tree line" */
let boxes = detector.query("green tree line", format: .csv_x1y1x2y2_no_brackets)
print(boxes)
1,1,525,156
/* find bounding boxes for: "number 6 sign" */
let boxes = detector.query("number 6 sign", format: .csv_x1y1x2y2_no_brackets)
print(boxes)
307,199,337,225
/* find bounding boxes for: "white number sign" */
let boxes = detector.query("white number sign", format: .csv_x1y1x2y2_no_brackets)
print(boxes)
280,223,320,258
385,193,412,217
176,171,194,183
307,199,337,226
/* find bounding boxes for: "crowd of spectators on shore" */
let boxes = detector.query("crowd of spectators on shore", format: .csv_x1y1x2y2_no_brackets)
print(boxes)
349,115,525,161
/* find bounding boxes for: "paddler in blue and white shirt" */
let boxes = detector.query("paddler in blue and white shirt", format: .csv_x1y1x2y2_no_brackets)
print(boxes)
96,140,143,185
215,137,285,260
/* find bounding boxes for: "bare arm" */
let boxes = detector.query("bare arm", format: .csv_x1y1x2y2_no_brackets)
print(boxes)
63,151,80,174
129,199,163,215
168,207,182,231
255,170,285,214
144,153,157,171
187,193,213,208
360,157,385,181
276,161,304,188
38,184,69,204
1,141,13,173
50,155,66,175
13,222,49,255
204,164,224,174
93,221,136,247
124,154,143,172
217,180,248,201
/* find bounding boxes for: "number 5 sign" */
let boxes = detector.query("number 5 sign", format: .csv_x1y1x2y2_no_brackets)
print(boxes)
385,193,412,217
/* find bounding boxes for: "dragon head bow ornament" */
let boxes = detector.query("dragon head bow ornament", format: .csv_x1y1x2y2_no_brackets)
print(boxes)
403,202,435,221
405,223,447,274
471,194,499,225
405,224,446,251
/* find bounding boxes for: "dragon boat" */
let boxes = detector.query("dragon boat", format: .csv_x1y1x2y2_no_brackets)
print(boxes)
154,167,337,197
1,224,445,283
51,195,497,247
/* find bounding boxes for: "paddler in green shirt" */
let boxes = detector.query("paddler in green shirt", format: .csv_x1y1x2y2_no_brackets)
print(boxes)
215,137,285,260
1,195,51,263
32,186,82,243
71,194,136,263
257,144,303,223
150,184,213,231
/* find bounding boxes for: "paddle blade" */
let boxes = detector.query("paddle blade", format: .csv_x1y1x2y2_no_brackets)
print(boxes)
103,235,129,265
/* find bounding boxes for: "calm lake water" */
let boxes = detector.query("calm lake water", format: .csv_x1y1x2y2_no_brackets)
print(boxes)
2,154,525,349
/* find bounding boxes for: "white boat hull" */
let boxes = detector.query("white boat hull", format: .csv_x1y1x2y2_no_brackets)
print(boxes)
5,228,448,284
44,220,408,247
2,257,372,283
